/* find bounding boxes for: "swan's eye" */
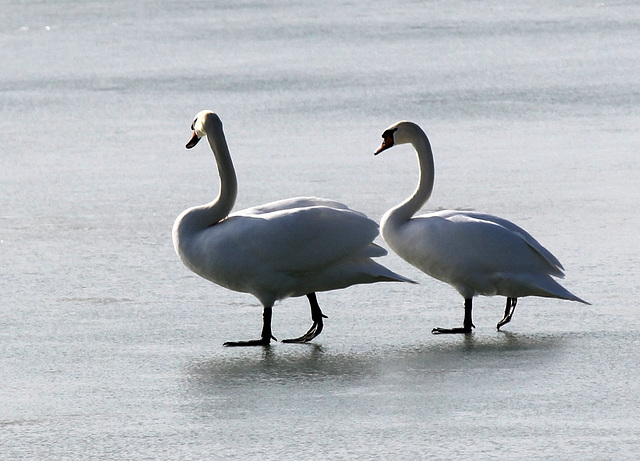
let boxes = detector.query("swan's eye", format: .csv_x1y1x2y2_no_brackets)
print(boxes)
382,129,396,146
382,127,398,141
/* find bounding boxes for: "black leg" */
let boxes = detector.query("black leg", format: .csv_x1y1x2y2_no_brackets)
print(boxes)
497,297,517,330
432,298,475,334
282,293,328,343
223,306,277,347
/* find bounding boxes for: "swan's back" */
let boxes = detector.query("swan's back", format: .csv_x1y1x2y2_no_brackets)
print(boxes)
235,196,355,217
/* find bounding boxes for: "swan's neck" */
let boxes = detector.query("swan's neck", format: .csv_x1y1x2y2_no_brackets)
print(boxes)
182,123,238,231
383,128,435,228
200,123,238,226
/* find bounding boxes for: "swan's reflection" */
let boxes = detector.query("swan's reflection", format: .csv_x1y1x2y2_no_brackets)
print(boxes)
181,333,568,424
186,332,565,391
187,343,377,390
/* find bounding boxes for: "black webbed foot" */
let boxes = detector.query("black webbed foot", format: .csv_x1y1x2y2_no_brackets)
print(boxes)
432,298,475,335
431,325,474,335
282,293,327,344
223,334,277,347
497,298,518,330
282,313,328,343
224,306,276,347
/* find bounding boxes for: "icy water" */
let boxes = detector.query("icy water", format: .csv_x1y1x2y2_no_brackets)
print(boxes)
2,0,640,458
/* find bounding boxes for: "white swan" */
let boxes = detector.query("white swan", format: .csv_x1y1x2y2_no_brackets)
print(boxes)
374,120,588,334
173,110,413,346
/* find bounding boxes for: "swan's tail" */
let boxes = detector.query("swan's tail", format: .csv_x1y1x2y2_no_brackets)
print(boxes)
495,272,589,304
544,279,590,304
526,276,590,305
366,260,417,284
357,243,416,283
312,259,416,295
561,291,591,305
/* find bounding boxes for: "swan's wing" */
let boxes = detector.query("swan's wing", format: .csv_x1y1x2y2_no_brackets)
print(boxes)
223,205,380,273
399,213,562,281
234,196,355,217
430,210,564,275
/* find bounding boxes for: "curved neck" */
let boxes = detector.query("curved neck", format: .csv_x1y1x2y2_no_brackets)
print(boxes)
384,127,435,227
183,121,238,230
203,122,238,225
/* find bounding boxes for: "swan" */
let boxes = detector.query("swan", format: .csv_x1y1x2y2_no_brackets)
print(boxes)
374,120,588,334
172,110,413,346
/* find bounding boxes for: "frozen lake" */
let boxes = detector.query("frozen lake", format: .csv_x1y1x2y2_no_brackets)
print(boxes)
1,0,639,458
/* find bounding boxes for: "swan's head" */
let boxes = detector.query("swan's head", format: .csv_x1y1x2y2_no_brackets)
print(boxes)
374,120,422,155
186,110,223,149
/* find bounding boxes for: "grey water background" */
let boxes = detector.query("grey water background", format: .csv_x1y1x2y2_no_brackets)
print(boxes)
1,0,639,458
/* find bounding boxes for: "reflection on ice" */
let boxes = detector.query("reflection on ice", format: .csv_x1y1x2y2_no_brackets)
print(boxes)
185,331,565,390
186,344,376,387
